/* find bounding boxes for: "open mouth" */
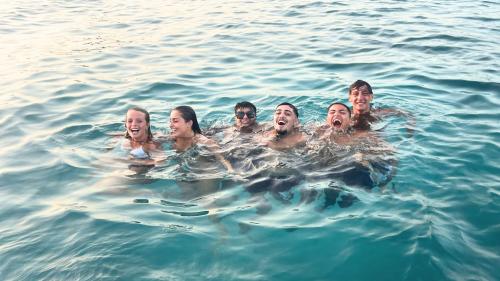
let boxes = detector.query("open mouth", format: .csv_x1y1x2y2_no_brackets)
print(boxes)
277,118,287,126
333,119,342,128
130,128,140,134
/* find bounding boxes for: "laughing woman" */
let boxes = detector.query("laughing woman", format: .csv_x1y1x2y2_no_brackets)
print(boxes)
123,107,161,164
167,106,235,199
92,107,161,194
169,106,233,173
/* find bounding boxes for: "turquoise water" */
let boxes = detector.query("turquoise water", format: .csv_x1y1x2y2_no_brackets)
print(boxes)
1,1,499,280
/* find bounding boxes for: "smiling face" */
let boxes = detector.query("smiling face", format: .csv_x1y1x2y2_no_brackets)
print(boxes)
126,109,149,142
235,107,256,129
273,104,299,134
327,103,351,132
349,85,373,114
169,110,193,138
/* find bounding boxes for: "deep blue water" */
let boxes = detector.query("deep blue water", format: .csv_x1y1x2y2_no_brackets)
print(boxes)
1,1,499,280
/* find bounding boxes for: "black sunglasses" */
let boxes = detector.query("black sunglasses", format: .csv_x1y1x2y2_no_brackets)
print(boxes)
235,111,256,119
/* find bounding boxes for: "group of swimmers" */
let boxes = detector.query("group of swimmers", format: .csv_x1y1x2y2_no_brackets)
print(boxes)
120,80,407,191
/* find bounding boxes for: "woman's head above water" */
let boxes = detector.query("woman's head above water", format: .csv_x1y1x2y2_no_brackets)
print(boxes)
170,106,202,138
125,107,153,142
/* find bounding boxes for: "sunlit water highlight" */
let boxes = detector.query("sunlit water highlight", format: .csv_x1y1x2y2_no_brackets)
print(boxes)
1,1,499,280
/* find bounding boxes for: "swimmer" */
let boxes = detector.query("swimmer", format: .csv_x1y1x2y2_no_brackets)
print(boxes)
316,102,353,144
220,101,265,144
169,105,233,172
311,102,397,190
231,101,264,134
123,107,161,162
217,101,269,174
326,102,352,132
348,80,415,133
237,103,306,207
261,102,305,150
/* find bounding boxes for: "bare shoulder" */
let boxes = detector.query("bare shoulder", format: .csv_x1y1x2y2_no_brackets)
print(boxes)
196,134,217,146
254,123,267,133
353,129,379,140
313,124,329,137
296,131,306,143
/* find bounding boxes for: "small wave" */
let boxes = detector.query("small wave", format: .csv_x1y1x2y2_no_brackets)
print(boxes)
402,34,479,43
161,210,210,217
408,75,500,92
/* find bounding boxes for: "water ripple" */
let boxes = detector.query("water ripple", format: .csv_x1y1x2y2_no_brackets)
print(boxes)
1,0,499,280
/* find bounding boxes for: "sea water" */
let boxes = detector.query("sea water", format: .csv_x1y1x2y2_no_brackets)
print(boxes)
1,1,499,280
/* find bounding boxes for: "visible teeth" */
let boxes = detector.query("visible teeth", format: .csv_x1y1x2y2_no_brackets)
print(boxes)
333,119,341,126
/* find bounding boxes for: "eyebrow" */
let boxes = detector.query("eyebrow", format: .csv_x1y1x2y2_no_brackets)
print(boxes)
276,108,293,113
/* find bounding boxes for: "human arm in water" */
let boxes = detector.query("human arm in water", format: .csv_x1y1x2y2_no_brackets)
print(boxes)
376,108,416,137
350,130,398,189
197,135,234,173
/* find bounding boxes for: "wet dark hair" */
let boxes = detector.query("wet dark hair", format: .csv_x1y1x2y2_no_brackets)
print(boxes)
234,101,257,114
327,102,351,117
125,107,153,141
276,102,299,118
349,80,373,95
173,105,202,134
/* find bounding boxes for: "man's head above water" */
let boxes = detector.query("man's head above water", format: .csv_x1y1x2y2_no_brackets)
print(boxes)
273,102,300,135
234,101,257,130
349,80,373,115
326,102,351,132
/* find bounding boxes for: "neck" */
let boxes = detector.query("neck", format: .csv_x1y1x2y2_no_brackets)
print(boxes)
174,132,196,150
130,136,148,144
353,108,370,116
237,124,256,133
273,129,297,140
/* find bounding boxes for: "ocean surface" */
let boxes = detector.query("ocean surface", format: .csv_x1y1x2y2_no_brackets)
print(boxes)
1,1,499,280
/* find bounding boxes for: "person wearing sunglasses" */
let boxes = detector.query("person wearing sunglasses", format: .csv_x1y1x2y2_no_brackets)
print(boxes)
232,101,263,133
